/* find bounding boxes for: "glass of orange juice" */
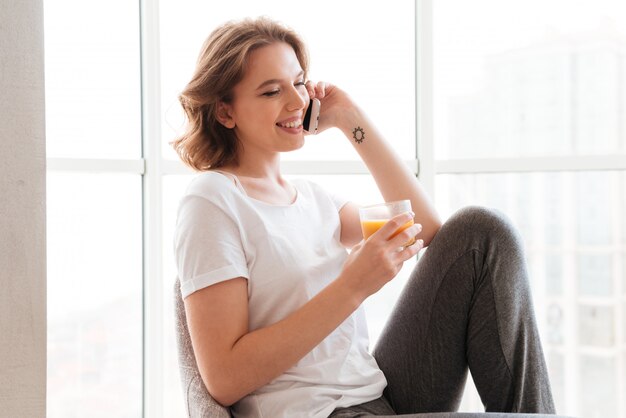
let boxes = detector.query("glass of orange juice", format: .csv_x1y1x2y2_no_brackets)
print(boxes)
359,200,416,247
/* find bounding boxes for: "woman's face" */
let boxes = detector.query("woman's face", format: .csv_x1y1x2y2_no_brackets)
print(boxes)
222,42,309,158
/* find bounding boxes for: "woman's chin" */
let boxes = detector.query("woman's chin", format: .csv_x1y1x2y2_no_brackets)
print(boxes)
281,136,306,152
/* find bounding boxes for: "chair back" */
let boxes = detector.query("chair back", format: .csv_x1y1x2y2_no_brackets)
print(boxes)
174,278,231,418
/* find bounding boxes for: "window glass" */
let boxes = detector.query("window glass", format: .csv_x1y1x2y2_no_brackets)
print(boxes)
159,0,415,162
579,355,617,417
435,172,622,251
623,180,626,246
622,252,626,296
623,352,626,412
578,253,613,297
547,351,565,412
578,304,614,347
43,0,141,158
47,173,142,417
434,0,626,159
623,303,626,342
546,302,564,345
575,172,613,246
545,255,563,297
544,173,565,247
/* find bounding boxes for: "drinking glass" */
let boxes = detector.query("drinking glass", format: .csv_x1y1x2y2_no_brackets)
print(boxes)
359,200,416,247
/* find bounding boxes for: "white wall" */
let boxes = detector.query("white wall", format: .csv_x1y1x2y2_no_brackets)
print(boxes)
0,0,47,416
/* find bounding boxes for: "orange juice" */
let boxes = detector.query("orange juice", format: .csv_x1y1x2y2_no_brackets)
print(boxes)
361,219,416,246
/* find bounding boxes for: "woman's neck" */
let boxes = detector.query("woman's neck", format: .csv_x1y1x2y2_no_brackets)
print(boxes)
226,150,281,179
217,160,296,206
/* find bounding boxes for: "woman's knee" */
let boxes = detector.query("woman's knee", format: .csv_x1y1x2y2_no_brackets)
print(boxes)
438,205,524,250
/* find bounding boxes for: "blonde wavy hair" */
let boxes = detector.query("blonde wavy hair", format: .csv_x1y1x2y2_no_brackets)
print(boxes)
172,17,309,171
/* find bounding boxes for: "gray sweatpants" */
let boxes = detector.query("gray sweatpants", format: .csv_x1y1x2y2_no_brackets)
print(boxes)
331,206,556,417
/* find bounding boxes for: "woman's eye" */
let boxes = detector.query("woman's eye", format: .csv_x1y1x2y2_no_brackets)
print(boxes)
263,90,280,97
295,81,306,87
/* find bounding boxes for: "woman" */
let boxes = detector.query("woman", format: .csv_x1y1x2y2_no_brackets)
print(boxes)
173,17,555,418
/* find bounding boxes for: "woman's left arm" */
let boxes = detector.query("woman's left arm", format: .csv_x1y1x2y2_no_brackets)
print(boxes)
308,82,442,247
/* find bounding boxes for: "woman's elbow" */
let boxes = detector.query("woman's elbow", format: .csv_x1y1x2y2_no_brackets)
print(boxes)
421,219,443,247
210,390,239,408
201,370,246,407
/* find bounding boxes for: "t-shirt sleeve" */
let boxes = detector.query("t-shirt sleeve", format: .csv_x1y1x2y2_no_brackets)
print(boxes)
329,190,350,212
174,194,249,299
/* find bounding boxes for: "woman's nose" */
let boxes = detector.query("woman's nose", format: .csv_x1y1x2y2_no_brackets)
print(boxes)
286,85,307,111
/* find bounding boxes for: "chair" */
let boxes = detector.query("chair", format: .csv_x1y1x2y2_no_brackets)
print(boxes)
174,278,231,418
173,278,572,418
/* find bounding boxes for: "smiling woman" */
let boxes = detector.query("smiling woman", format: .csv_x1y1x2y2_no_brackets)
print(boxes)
169,15,435,417
157,2,416,416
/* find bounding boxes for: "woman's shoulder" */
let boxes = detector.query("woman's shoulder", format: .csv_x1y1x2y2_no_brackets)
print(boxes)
181,170,245,206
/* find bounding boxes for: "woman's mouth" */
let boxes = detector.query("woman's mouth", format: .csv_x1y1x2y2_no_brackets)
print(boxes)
276,119,303,129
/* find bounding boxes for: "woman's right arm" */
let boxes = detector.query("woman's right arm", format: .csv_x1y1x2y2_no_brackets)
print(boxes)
184,211,422,407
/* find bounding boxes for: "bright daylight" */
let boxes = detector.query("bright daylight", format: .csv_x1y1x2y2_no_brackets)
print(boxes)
2,0,625,418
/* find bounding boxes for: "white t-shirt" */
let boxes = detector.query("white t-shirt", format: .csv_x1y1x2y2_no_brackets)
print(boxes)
174,171,386,418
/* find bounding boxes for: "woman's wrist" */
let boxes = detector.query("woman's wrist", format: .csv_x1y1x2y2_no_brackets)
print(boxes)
336,105,367,139
334,271,368,310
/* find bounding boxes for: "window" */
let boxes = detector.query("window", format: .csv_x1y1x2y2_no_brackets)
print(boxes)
46,0,624,416
433,1,626,416
44,0,143,416
44,0,141,159
46,173,143,416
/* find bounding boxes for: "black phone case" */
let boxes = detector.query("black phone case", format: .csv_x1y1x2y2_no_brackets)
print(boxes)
303,100,314,131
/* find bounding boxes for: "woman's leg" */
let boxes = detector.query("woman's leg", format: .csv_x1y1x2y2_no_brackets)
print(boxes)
372,206,555,414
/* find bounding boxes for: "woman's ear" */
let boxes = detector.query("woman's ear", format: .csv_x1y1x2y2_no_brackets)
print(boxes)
216,102,236,129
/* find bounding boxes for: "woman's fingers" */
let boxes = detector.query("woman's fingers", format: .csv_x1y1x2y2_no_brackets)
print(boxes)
368,212,423,263
305,80,328,99
397,237,424,260
305,80,315,99
388,222,422,249
315,81,327,98
373,211,415,241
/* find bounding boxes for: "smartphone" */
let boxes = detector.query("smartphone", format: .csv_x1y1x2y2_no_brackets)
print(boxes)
303,98,320,134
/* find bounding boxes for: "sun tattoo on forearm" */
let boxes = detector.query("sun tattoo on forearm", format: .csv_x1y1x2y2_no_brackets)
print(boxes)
352,126,365,144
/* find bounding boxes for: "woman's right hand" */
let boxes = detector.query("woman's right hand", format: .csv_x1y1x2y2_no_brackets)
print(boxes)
338,211,424,301
305,81,361,135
